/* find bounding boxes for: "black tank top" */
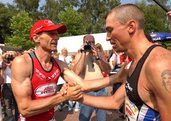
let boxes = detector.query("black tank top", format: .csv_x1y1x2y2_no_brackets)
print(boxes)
125,44,161,110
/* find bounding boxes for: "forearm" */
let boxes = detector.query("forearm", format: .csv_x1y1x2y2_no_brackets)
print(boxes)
72,53,85,75
82,74,121,92
79,84,125,110
97,59,111,74
79,94,123,110
18,92,68,117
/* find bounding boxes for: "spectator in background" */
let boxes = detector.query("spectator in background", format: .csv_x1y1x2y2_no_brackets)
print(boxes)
95,43,109,77
1,51,19,121
0,53,4,121
110,51,126,93
51,50,59,59
16,48,23,56
95,43,108,61
71,34,111,121
58,47,72,64
68,53,80,112
58,47,73,112
108,47,131,114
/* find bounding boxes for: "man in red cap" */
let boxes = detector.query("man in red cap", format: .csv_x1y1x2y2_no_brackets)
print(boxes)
11,19,84,121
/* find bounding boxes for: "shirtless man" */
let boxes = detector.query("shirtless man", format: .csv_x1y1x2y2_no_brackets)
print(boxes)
72,34,111,121
11,19,125,121
79,4,171,121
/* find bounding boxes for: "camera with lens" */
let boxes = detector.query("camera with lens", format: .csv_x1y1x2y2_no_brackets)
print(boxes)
4,54,15,62
84,42,92,52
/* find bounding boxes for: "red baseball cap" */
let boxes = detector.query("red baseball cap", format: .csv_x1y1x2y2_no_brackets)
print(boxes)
30,19,67,40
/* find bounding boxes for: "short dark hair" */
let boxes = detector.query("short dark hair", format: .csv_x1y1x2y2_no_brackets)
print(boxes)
106,4,145,29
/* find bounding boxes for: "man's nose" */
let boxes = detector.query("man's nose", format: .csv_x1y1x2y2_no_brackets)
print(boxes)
54,35,59,41
106,33,111,42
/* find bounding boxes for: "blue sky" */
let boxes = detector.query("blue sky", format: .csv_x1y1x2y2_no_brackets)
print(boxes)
0,0,140,5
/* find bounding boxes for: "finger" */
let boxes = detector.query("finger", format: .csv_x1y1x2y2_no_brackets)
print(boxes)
73,93,83,100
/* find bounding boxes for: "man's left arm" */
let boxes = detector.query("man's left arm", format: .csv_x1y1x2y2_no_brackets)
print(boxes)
94,51,111,74
147,53,171,120
57,59,127,92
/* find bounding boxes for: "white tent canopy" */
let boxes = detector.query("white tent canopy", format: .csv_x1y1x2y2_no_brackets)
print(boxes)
57,33,112,54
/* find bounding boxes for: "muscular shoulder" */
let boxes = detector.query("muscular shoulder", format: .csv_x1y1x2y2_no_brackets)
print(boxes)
145,47,171,91
146,47,171,72
12,54,31,67
11,54,32,78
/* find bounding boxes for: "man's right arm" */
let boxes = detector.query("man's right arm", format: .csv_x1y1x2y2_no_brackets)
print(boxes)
71,51,86,75
11,55,82,117
60,60,128,92
79,84,125,110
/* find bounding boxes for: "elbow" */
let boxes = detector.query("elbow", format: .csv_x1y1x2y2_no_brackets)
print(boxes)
18,105,32,117
19,109,30,117
75,70,81,75
72,68,81,75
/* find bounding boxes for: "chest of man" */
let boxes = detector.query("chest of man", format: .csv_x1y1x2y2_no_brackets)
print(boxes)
129,62,158,111
80,56,104,80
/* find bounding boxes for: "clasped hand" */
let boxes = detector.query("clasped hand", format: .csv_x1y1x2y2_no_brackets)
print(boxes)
58,82,83,101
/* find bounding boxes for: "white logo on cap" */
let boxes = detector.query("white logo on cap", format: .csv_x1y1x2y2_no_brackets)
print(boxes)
34,26,43,32
44,20,54,26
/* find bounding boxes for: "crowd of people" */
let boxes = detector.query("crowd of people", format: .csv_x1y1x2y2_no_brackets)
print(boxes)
0,3,171,121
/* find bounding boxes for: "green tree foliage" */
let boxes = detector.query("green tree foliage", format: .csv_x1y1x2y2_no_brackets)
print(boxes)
42,0,121,34
14,0,39,12
14,0,43,21
147,0,169,5
0,3,15,44
6,11,34,50
58,6,86,36
137,0,171,48
78,0,121,33
41,0,60,22
41,0,80,22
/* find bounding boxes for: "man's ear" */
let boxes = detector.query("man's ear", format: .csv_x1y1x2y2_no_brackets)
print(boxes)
32,34,39,42
127,20,136,34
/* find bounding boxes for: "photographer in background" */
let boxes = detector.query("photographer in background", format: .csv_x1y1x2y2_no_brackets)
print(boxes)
71,34,111,121
0,54,4,121
1,51,19,121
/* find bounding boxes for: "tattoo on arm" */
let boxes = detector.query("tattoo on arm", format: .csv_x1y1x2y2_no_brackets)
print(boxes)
161,70,171,93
